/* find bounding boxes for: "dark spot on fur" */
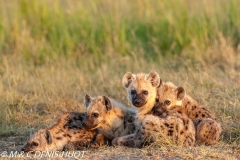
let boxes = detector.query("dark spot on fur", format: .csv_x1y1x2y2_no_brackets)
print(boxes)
176,125,179,132
185,126,188,130
180,131,184,135
195,114,198,118
56,137,62,140
67,134,72,138
160,125,164,130
164,123,169,127
171,106,177,110
117,114,123,119
178,111,182,114
192,106,196,110
124,121,126,129
185,102,190,108
202,114,205,117
168,130,173,136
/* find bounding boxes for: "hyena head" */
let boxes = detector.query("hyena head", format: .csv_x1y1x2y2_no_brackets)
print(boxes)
122,71,161,108
153,82,186,114
21,129,53,152
83,94,112,130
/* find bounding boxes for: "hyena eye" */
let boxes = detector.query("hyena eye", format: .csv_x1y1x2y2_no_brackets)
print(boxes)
165,100,171,105
131,90,136,95
142,90,148,95
92,113,99,118
32,142,39,147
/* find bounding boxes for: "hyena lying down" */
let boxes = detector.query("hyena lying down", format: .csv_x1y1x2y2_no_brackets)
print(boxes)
83,94,136,147
21,112,97,152
112,71,196,147
155,82,222,145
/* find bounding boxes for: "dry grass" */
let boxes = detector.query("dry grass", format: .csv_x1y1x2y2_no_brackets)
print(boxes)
0,0,240,159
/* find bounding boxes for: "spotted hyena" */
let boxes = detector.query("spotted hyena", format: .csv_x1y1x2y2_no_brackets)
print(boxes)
113,80,196,147
121,71,161,121
155,81,222,145
21,112,97,152
82,94,136,147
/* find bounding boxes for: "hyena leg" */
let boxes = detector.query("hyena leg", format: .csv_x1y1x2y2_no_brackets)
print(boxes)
112,133,138,147
196,118,222,145
90,133,106,148
63,141,87,151
140,115,167,146
122,138,142,148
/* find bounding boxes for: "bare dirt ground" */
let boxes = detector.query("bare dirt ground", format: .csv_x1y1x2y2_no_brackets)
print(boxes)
1,134,240,160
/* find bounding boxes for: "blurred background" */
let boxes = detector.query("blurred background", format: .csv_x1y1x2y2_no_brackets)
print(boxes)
0,0,239,145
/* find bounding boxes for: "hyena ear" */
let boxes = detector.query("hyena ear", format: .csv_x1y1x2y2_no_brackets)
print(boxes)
84,94,92,107
46,130,52,144
147,71,160,87
122,72,134,88
175,86,185,101
157,78,163,88
102,96,112,111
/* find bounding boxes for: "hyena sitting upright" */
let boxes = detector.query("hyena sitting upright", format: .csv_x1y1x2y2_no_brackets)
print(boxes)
112,71,195,147
154,81,222,145
141,83,196,147
82,94,136,147
21,112,97,152
112,71,160,147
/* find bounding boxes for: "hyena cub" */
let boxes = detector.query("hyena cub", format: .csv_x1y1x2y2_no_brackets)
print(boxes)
21,112,96,152
155,82,222,145
121,71,161,121
83,94,136,147
112,71,160,147
113,71,195,147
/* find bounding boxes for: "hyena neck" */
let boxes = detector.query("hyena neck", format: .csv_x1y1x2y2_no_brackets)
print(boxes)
136,96,156,121
182,95,216,120
47,124,69,151
182,95,196,109
99,109,123,138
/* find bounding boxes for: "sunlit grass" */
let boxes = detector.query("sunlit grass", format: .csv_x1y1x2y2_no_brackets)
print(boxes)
0,0,239,158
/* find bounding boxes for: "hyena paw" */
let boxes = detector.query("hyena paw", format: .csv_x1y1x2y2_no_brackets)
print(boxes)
112,137,126,146
63,143,76,151
124,139,143,148
123,139,136,147
90,142,100,149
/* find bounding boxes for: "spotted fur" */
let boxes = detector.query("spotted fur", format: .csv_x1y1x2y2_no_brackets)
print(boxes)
113,79,195,147
155,82,222,145
21,112,97,152
112,71,195,147
83,94,136,147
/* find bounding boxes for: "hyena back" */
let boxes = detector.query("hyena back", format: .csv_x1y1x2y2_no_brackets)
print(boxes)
83,94,136,147
21,112,96,152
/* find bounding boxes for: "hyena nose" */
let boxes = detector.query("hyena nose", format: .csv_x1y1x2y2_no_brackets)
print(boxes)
135,99,141,104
